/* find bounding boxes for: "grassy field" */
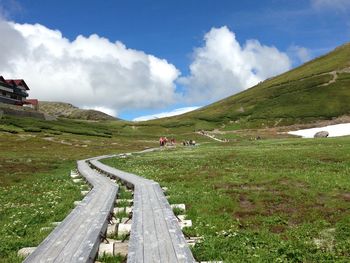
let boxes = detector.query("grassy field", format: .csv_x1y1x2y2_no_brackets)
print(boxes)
103,137,350,262
1,113,350,262
0,116,162,262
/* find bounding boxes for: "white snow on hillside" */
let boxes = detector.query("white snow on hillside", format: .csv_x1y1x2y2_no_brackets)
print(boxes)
288,123,350,138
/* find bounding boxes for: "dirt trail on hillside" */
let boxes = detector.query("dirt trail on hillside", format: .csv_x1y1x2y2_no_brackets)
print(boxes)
196,131,227,142
320,67,350,87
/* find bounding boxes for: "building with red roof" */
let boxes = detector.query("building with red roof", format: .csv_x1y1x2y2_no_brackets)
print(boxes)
0,76,30,106
23,99,39,110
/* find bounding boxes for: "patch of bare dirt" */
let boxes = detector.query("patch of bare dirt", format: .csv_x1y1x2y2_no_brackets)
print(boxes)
340,192,350,201
213,182,266,191
270,225,287,233
239,194,255,210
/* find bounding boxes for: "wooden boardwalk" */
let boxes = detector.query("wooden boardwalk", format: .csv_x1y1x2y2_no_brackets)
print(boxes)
24,149,195,262
24,160,118,263
91,157,195,263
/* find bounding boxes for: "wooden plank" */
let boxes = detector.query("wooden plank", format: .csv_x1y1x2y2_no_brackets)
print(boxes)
141,184,161,262
153,184,195,262
24,159,118,263
148,183,178,263
127,185,144,262
92,158,196,263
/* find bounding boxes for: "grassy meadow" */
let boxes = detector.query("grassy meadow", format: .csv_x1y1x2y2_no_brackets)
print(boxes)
0,116,159,262
103,137,350,262
1,113,350,262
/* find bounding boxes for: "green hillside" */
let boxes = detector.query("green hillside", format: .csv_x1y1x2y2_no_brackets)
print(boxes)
147,43,350,130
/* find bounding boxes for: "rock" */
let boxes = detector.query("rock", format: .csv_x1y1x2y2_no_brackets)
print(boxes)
72,178,83,183
314,131,329,138
117,223,132,235
40,226,52,232
18,247,36,258
81,190,89,196
106,224,117,236
98,240,128,257
170,204,186,211
179,220,192,229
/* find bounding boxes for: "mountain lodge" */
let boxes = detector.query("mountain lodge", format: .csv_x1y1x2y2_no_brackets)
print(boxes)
0,76,30,106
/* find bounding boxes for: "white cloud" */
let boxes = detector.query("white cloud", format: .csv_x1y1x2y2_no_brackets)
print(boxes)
179,26,291,103
133,106,201,121
0,19,180,116
311,0,350,10
0,20,298,116
82,106,117,117
287,45,311,64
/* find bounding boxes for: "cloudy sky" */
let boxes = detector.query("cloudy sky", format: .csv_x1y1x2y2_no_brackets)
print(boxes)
0,0,349,120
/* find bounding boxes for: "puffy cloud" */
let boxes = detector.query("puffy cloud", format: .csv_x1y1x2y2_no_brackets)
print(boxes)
311,0,350,11
133,106,201,121
82,106,118,117
179,26,291,103
0,19,180,116
287,45,311,64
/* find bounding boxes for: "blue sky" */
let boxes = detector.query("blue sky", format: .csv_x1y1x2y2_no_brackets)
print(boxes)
0,0,349,120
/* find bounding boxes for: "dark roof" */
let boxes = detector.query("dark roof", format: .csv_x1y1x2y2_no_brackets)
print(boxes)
5,79,30,90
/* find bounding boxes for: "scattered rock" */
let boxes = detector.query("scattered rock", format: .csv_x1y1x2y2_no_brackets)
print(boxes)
106,224,117,236
314,131,329,138
117,223,132,235
98,239,128,257
171,204,186,211
40,227,52,232
18,247,36,258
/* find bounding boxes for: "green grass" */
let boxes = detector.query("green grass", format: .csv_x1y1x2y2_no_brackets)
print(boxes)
0,115,161,262
102,137,350,262
97,253,125,263
0,163,82,262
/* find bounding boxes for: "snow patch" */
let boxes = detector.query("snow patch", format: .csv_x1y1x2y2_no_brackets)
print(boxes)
288,123,350,138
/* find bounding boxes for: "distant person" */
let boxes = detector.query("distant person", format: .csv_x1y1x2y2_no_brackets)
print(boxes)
159,137,164,146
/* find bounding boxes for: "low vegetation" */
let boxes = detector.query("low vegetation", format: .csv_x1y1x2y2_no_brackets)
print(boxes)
0,116,158,262
103,137,350,262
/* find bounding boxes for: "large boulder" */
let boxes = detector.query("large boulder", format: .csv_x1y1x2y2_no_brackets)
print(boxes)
314,131,329,138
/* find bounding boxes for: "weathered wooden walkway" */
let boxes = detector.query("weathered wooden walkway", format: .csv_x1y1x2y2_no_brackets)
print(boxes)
24,150,195,262
91,156,195,263
24,160,118,262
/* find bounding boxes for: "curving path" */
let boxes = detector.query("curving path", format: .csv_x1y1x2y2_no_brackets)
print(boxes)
91,155,195,263
24,160,118,263
24,149,195,263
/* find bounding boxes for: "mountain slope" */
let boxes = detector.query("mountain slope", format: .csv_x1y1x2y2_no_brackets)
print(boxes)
149,43,350,129
39,101,117,121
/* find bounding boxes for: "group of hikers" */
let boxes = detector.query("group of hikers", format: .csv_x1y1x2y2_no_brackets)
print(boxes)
159,136,196,147
159,137,176,146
